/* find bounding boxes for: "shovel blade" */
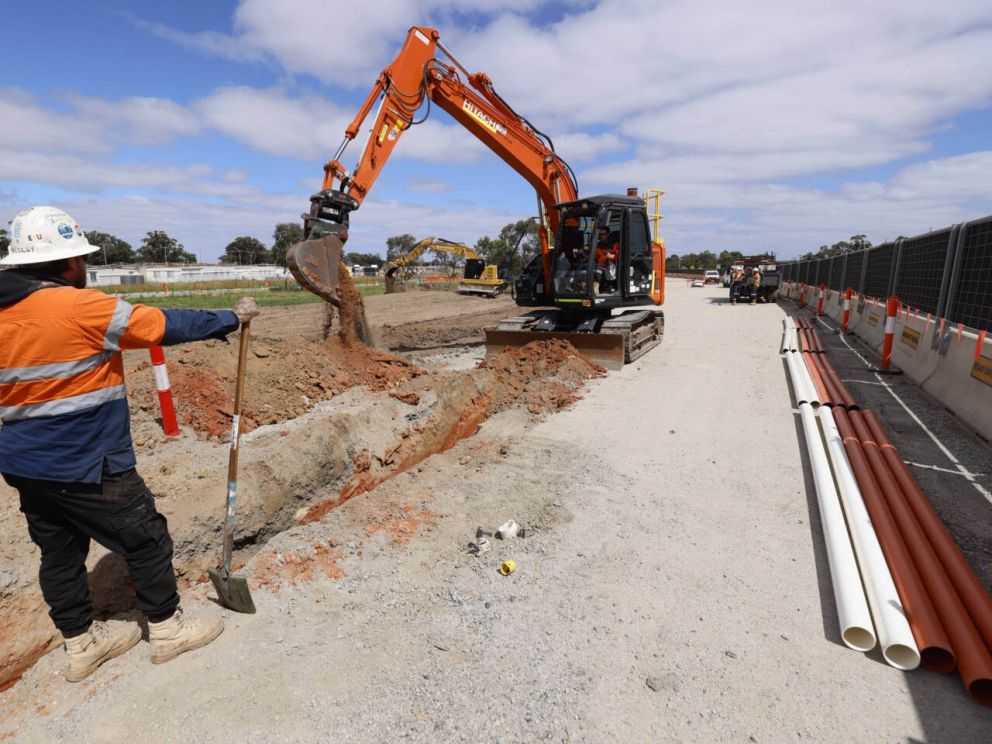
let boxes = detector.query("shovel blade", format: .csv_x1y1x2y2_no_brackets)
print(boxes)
208,567,256,614
286,234,346,306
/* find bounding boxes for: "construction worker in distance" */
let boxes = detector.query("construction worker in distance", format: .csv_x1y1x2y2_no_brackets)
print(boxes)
594,227,619,294
730,267,744,304
0,206,261,682
750,268,762,304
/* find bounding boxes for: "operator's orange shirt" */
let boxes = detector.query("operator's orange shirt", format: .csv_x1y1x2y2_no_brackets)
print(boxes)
596,242,618,265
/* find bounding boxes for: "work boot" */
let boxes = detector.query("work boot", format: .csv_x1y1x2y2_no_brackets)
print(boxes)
148,607,224,664
63,620,141,682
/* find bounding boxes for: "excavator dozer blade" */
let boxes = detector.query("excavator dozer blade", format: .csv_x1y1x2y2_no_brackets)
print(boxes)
484,329,626,371
286,234,345,307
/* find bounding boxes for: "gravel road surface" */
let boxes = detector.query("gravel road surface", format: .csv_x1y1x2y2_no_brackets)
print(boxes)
4,283,990,742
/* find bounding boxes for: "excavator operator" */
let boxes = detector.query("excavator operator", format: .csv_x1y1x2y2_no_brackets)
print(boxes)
594,227,619,294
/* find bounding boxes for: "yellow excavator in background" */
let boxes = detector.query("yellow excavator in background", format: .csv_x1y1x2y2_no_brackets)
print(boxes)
383,236,506,297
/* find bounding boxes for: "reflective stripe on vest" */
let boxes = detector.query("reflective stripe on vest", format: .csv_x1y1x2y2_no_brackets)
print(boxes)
103,299,134,352
0,383,127,422
0,350,115,384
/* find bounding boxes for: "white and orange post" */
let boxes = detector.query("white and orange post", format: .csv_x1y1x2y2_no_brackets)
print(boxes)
880,296,899,371
149,346,180,437
816,283,826,316
841,287,853,332
799,283,806,308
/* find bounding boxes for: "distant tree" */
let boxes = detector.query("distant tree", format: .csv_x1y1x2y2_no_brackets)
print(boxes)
474,219,540,276
136,231,197,264
84,231,136,265
665,253,681,272
385,234,418,261
0,228,8,260
271,222,303,267
717,250,743,268
849,234,871,252
220,236,271,265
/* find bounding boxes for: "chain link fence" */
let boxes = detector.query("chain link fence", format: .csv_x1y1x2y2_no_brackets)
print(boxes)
779,215,992,332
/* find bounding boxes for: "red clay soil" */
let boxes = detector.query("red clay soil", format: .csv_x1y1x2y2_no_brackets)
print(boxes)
480,338,607,415
251,543,345,590
363,504,442,546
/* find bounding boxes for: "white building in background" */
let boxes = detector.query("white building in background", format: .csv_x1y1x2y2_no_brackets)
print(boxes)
86,264,292,287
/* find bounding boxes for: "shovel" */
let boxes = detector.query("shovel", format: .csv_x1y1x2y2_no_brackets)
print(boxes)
208,321,257,614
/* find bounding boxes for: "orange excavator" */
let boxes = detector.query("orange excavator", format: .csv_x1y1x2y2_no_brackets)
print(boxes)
287,26,666,369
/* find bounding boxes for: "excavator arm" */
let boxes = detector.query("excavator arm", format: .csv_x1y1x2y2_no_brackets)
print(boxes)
289,26,578,304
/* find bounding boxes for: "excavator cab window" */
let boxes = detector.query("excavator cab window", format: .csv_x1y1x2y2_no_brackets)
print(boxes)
594,210,623,296
625,209,653,297
552,213,595,298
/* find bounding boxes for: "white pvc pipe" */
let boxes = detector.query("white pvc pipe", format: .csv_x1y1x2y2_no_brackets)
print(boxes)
818,407,921,669
794,349,821,407
785,348,814,405
798,404,877,652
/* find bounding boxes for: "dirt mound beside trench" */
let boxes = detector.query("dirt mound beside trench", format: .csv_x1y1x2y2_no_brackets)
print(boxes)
1,319,604,689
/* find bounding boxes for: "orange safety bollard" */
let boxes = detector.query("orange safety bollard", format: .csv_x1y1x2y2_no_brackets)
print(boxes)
880,296,899,371
816,283,826,316
841,287,853,332
149,346,180,437
799,283,806,308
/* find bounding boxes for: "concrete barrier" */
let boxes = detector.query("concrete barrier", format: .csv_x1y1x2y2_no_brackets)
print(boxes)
780,282,992,442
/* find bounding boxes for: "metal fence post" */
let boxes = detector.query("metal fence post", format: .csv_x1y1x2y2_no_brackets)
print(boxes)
841,253,849,291
942,221,970,324
888,238,904,298
935,224,961,320
857,249,869,296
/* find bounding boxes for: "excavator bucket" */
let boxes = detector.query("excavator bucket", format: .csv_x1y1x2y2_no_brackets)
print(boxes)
286,234,346,307
287,234,374,345
484,329,626,371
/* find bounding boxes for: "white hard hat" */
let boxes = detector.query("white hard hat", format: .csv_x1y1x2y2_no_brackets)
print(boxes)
2,206,99,265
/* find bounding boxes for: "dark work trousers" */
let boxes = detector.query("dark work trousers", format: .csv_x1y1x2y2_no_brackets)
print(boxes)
4,466,180,637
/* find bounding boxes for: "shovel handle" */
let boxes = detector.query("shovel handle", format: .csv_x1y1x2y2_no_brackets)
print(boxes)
221,322,251,571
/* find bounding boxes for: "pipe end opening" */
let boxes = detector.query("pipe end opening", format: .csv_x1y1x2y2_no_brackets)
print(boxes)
968,679,992,708
882,644,920,671
920,647,956,674
842,627,876,653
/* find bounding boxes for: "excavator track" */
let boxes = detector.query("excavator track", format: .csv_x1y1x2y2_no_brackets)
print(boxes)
600,309,665,365
485,309,664,370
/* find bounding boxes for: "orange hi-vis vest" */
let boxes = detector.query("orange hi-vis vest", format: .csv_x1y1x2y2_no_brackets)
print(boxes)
0,287,165,419
0,285,165,483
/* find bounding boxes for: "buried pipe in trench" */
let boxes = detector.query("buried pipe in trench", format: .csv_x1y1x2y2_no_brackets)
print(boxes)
832,408,955,673
863,411,992,655
819,407,920,669
850,411,992,706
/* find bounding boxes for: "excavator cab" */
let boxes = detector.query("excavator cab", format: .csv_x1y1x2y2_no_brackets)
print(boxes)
492,194,665,369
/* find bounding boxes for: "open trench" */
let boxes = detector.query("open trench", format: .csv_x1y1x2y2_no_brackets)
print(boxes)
0,284,604,690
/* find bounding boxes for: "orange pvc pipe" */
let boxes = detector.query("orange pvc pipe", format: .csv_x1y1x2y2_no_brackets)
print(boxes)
802,352,831,404
833,408,955,672
864,411,992,655
850,411,992,706
819,356,858,411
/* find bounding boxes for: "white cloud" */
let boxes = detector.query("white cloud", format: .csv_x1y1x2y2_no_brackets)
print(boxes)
407,176,452,193
0,88,200,158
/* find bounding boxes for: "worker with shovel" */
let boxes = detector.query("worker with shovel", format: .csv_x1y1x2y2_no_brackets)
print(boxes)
0,206,260,682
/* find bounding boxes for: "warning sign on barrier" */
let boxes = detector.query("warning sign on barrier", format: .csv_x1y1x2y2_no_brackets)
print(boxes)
900,327,921,349
972,356,992,387
867,314,880,327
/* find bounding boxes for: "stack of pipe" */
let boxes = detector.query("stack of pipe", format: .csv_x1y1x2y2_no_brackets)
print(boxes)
781,315,992,706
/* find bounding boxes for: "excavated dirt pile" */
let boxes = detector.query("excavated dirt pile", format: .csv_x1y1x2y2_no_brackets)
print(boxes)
0,289,605,690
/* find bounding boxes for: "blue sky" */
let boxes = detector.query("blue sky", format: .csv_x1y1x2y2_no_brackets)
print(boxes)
3,0,991,261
